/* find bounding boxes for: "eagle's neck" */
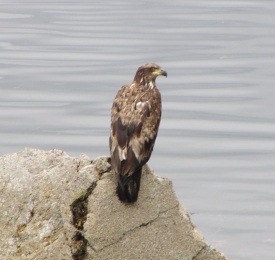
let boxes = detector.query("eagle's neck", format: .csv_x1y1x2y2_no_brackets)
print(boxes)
134,75,156,89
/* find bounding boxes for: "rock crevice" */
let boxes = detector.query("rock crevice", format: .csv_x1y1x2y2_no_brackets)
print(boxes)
70,181,97,231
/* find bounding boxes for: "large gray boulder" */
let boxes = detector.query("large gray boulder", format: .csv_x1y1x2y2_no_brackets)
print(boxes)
0,148,226,260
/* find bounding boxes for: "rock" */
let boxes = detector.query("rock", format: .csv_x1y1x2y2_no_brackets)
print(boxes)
0,148,227,260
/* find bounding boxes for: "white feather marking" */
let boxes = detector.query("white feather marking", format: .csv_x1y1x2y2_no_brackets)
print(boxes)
149,81,154,89
129,139,142,162
136,101,142,107
140,78,143,83
135,101,148,112
118,147,127,161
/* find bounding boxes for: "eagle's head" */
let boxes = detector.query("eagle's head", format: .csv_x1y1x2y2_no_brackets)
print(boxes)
134,63,167,89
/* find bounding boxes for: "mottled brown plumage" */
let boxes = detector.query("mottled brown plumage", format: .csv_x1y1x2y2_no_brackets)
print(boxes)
109,63,167,203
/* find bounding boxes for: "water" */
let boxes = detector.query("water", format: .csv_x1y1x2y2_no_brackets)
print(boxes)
1,1,275,259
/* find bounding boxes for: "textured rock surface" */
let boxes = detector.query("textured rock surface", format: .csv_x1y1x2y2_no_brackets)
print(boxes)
0,148,227,260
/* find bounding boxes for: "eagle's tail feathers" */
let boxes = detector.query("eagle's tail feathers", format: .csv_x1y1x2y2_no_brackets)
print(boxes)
116,168,142,203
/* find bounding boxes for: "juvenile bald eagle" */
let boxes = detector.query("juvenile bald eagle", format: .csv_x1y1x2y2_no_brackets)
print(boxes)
109,63,167,203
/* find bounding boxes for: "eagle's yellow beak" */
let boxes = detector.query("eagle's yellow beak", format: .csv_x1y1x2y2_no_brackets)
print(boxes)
153,69,167,77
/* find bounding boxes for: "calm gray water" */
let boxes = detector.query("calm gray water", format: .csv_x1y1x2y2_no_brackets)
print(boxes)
1,1,275,259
